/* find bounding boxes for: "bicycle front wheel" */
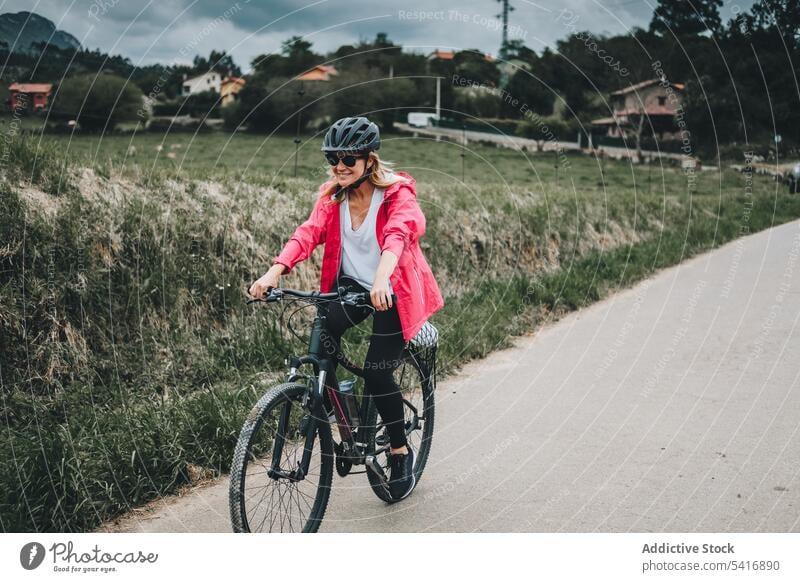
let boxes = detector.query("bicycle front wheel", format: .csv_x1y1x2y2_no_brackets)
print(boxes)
229,382,333,533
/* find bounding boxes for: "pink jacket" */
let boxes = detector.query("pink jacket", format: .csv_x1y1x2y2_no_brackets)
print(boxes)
273,171,445,343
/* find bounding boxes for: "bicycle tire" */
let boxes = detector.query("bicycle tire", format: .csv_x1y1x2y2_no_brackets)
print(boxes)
229,382,334,533
362,353,435,503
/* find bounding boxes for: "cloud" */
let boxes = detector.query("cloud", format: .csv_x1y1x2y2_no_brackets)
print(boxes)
1,0,756,71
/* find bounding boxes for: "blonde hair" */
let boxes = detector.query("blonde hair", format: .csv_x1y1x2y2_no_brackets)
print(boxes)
321,151,407,204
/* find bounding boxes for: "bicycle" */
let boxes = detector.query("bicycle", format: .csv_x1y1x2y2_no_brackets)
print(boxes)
229,285,439,533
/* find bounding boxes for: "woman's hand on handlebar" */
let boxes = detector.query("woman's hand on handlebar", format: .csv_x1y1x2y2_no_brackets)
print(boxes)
248,264,285,299
370,276,393,311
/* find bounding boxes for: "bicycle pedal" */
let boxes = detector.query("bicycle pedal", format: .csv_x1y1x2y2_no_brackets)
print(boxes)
365,455,389,484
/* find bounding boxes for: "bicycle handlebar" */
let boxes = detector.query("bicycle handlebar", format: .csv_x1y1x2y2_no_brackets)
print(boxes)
247,286,397,308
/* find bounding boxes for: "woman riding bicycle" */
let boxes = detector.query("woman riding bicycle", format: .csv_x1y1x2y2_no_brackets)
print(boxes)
249,116,444,501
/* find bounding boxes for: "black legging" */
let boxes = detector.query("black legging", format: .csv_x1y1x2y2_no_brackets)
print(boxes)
319,275,408,449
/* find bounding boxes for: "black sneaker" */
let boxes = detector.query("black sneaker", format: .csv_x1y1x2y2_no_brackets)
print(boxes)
388,447,415,501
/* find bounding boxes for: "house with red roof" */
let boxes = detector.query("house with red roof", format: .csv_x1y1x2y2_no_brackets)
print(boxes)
8,82,53,112
220,76,246,106
296,65,338,82
427,49,494,62
592,78,686,140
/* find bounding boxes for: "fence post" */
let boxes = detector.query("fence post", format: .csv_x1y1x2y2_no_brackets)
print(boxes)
461,123,466,182
554,148,559,188
293,81,305,177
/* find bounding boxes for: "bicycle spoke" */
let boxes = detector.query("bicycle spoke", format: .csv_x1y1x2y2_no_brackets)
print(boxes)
291,484,318,504
292,483,309,525
246,484,271,526
253,484,275,533
284,483,294,532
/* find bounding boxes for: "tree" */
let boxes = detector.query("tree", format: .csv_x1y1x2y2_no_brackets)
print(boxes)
327,68,416,130
373,32,393,48
502,39,537,62
745,0,800,52
683,74,742,149
281,36,319,76
453,86,502,118
184,89,221,118
649,0,723,36
731,0,800,146
193,49,241,77
453,49,500,86
50,73,143,131
224,75,327,133
501,66,554,119
516,115,570,152
251,36,321,79
621,104,648,163
328,33,402,73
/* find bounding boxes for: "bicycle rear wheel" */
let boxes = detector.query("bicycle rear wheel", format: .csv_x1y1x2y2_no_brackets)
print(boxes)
229,382,333,532
362,352,435,502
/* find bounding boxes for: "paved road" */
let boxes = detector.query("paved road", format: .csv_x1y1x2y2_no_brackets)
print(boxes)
100,220,800,532
394,122,686,161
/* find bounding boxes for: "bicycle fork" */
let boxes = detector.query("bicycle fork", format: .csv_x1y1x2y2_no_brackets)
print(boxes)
267,367,328,483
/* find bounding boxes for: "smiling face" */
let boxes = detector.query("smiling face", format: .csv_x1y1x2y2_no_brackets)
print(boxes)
331,153,370,188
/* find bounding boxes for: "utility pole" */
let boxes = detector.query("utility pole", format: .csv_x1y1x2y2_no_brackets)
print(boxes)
461,122,467,182
435,77,442,141
293,81,305,177
496,0,514,59
496,0,515,88
435,76,441,119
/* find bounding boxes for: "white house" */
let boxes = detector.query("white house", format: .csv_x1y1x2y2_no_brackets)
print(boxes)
181,71,222,96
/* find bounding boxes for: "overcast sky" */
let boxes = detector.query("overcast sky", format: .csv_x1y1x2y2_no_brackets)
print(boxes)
3,0,754,70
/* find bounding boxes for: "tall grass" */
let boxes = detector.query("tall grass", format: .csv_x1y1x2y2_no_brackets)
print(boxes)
1,131,795,532
0,133,74,195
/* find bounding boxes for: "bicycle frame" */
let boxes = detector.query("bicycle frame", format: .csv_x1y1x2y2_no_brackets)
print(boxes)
252,287,415,486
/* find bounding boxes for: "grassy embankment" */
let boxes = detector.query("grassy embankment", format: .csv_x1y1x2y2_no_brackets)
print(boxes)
1,131,793,532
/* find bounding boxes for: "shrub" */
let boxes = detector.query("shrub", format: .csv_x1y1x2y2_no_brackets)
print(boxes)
50,73,144,132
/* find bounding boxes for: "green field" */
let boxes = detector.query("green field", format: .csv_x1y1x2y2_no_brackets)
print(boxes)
1,129,793,532
3,121,739,190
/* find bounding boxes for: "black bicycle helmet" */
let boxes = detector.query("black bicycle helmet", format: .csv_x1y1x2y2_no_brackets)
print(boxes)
321,116,381,153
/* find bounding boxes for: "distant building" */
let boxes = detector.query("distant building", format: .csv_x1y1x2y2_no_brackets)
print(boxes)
8,82,52,112
296,65,338,81
427,49,494,62
220,76,245,106
182,71,222,96
427,49,456,61
592,78,685,140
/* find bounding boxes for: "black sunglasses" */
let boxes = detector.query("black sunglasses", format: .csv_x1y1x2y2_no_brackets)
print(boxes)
325,152,367,167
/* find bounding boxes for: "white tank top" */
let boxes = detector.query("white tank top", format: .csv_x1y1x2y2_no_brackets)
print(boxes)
339,185,393,293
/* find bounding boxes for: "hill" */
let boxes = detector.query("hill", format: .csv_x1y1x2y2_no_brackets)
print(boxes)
0,10,81,54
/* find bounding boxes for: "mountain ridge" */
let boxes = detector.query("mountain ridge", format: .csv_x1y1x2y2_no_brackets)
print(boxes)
0,11,81,54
